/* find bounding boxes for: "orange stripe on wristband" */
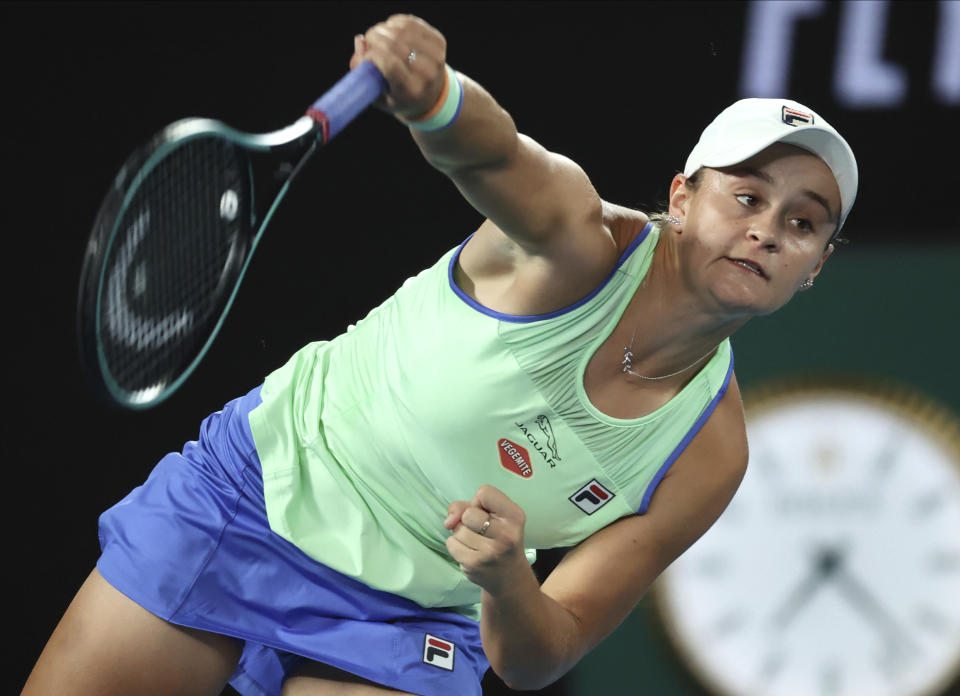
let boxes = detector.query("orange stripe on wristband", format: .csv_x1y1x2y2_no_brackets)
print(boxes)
403,66,450,124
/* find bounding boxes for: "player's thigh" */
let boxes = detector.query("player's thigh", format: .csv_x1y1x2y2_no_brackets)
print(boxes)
281,661,416,695
21,567,242,696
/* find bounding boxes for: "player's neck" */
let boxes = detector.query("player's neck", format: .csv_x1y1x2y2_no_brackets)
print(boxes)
622,234,746,379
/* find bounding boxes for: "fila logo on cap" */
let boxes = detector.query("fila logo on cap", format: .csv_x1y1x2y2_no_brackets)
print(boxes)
423,634,455,671
782,106,813,127
569,479,615,515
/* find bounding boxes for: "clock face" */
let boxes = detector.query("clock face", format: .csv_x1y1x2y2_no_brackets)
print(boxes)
654,382,960,696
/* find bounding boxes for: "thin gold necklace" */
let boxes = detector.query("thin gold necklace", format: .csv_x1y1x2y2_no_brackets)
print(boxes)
621,329,718,381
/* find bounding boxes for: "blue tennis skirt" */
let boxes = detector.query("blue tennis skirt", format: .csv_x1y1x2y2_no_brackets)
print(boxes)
97,386,489,696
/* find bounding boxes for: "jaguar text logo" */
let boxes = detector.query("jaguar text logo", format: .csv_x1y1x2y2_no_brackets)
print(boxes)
514,415,562,469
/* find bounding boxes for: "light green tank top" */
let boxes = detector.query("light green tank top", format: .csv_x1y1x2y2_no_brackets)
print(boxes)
248,223,733,616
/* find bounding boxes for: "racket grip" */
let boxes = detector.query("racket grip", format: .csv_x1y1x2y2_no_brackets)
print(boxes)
307,61,388,143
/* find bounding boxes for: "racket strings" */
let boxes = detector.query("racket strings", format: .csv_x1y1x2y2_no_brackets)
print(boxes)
99,137,249,396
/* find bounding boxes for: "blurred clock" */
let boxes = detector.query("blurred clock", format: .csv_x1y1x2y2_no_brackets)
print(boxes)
654,379,960,696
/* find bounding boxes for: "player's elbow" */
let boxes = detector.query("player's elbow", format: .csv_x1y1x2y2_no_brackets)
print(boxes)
496,666,564,692
488,641,578,691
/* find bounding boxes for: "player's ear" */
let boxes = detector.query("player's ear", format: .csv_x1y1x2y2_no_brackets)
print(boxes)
668,173,693,221
810,242,834,280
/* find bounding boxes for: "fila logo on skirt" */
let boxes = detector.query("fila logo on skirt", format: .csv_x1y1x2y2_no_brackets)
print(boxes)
423,634,456,671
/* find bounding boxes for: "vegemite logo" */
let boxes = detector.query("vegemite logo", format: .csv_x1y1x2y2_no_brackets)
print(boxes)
570,479,615,514
782,106,813,127
498,438,533,478
423,634,455,671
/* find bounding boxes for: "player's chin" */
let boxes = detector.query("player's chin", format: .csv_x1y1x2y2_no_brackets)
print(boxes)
752,291,800,317
710,284,782,318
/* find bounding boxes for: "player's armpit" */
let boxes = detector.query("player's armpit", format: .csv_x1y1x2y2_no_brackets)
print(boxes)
539,375,749,658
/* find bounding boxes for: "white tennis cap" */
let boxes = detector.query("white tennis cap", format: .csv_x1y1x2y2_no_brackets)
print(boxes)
684,98,858,230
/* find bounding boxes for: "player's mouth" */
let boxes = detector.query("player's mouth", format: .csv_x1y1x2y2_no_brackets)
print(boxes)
727,257,767,279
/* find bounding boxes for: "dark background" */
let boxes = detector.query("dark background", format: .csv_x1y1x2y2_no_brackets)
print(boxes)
4,2,958,695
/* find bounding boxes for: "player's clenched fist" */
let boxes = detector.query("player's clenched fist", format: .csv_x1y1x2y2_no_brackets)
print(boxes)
444,485,532,596
349,14,447,120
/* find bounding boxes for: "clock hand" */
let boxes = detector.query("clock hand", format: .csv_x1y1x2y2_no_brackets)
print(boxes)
769,547,840,630
831,562,921,655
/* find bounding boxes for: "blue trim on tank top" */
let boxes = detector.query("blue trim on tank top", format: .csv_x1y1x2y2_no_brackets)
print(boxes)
636,350,736,514
447,222,654,323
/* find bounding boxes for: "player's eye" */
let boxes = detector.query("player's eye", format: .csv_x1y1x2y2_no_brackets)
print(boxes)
736,194,758,207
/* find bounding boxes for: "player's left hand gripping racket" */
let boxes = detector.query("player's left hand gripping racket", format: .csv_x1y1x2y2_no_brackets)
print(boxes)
77,61,387,410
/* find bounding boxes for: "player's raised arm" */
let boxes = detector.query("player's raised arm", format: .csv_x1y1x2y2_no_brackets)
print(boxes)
351,15,606,259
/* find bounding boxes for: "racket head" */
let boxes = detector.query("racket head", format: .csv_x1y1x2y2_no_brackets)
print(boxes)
77,119,258,410
77,62,384,410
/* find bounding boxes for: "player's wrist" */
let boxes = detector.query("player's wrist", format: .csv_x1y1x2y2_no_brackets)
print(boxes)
479,553,539,601
400,64,463,132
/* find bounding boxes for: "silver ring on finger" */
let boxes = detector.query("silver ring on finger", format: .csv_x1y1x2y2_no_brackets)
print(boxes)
407,49,417,63
478,515,492,536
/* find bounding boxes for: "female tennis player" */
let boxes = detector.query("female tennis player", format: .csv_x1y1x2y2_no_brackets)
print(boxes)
23,14,856,696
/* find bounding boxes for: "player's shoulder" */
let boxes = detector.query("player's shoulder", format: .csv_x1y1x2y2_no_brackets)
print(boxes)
636,371,747,545
681,371,748,477
600,200,651,255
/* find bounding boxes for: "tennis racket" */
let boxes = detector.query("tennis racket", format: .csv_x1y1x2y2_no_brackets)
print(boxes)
77,60,387,410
